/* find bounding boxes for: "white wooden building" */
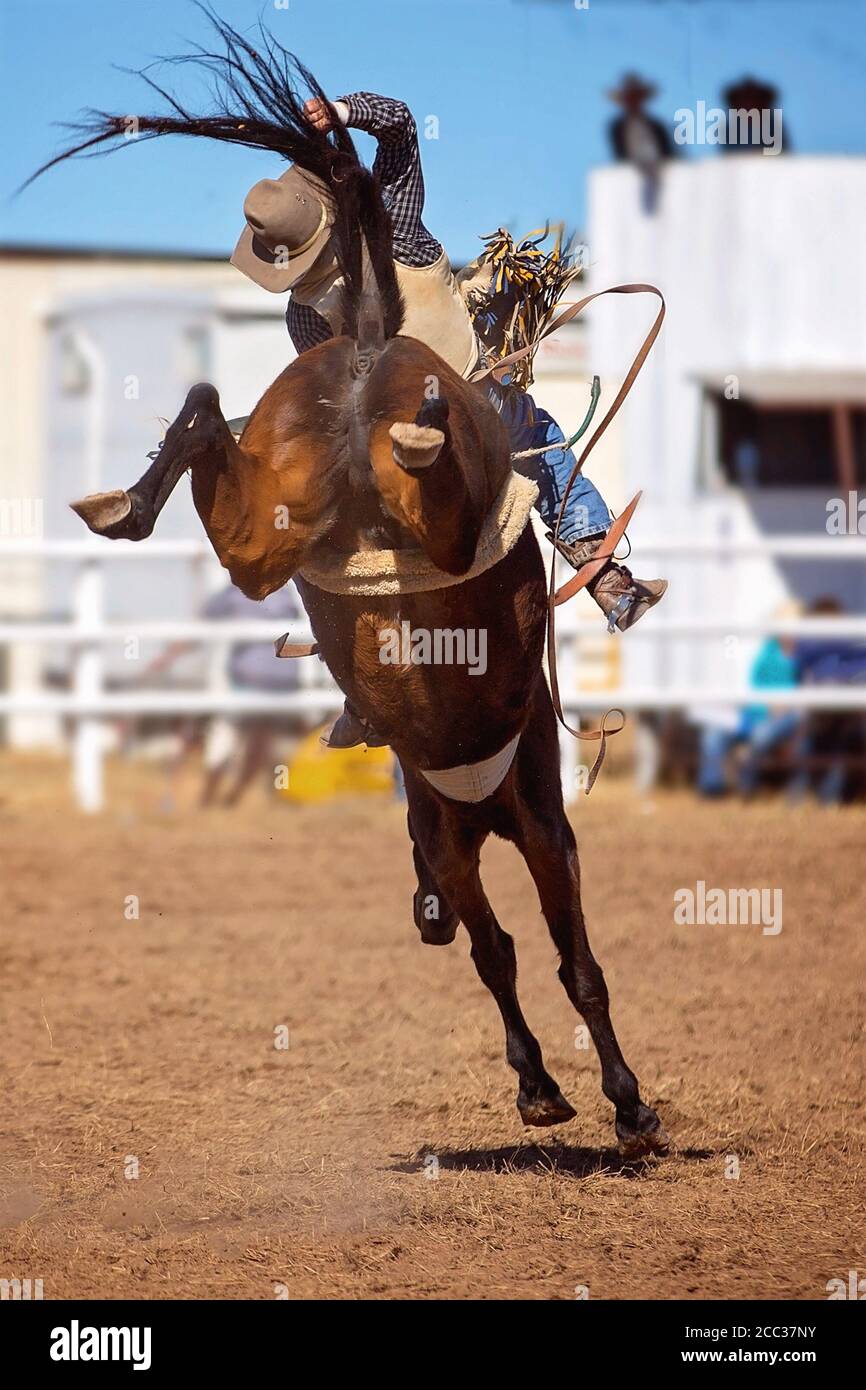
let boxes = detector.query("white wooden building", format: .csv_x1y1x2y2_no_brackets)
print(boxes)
584,155,866,714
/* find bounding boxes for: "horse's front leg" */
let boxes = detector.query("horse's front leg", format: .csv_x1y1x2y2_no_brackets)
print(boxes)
72,382,223,541
71,382,324,599
369,394,484,575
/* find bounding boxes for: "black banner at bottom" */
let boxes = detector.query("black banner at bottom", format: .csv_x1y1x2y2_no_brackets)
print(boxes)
1,1295,859,1374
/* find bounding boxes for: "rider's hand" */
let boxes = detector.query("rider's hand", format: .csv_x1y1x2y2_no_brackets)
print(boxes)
305,97,333,133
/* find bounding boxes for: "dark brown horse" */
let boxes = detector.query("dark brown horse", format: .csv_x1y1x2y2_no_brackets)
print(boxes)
51,17,668,1156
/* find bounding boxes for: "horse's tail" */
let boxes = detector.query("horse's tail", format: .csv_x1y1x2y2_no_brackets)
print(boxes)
23,3,404,350
340,165,405,358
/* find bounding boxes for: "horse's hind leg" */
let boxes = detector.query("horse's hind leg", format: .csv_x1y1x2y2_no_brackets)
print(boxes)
405,773,575,1126
521,808,667,1154
512,691,669,1156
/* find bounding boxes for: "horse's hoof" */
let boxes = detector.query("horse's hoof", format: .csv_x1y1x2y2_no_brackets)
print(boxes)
389,420,445,472
70,489,153,541
71,489,132,536
616,1105,670,1158
518,1090,577,1128
418,917,459,946
414,889,459,945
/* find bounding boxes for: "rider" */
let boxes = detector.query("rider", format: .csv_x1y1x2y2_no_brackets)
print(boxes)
230,92,667,745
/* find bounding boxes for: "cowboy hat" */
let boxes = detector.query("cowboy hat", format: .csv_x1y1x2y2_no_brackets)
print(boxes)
722,76,779,112
231,165,333,293
608,73,657,106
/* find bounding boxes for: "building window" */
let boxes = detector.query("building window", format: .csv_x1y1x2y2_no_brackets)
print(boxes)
715,394,866,488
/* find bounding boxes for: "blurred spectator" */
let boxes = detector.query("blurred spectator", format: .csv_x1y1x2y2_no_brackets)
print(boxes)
793,597,866,684
733,437,760,488
739,630,804,796
607,73,674,213
197,582,307,808
148,581,309,809
697,597,866,802
721,77,786,155
788,597,866,804
698,605,802,798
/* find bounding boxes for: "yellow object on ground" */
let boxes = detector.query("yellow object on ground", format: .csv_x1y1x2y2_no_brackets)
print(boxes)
281,724,395,803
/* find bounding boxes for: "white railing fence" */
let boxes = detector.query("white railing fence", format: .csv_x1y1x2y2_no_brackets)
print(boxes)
1,535,866,811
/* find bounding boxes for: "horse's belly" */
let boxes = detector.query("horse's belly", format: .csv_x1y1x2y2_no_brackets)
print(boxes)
299,538,547,765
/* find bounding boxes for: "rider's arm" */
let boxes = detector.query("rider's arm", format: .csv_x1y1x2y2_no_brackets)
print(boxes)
286,298,333,355
335,92,442,266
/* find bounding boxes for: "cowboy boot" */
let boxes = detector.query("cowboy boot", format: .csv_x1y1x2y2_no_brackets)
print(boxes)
322,699,389,749
549,531,668,633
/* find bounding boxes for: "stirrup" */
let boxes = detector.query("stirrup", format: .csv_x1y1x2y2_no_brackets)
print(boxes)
606,592,633,634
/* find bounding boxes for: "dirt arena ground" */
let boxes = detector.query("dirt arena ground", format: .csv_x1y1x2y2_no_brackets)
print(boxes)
1,753,864,1301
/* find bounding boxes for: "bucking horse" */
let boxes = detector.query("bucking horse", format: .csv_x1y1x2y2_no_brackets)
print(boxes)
33,14,668,1156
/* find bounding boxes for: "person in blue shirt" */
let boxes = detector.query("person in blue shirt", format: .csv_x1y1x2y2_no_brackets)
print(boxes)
736,637,801,796
697,617,800,798
788,597,866,803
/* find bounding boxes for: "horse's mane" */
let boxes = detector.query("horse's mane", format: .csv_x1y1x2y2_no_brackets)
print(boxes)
23,2,403,344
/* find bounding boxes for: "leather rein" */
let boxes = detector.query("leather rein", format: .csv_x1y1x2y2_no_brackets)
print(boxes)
471,283,666,791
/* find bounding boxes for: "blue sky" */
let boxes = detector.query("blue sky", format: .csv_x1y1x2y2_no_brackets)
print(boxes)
2,0,864,263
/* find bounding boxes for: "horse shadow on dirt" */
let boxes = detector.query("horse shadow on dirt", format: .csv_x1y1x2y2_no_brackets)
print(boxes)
391,1141,716,1181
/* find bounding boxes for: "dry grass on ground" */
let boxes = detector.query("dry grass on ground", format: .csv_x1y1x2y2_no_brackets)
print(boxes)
1,754,864,1299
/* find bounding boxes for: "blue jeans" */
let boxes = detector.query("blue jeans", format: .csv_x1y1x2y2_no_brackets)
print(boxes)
490,383,612,543
698,726,740,797
698,712,801,796
738,713,802,794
